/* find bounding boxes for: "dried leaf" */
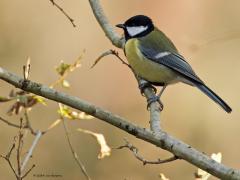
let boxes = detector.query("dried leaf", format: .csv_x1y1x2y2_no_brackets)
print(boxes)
58,105,93,120
23,57,31,80
159,173,170,180
78,112,94,120
56,61,71,76
195,152,222,180
62,80,70,88
32,96,47,106
77,128,111,159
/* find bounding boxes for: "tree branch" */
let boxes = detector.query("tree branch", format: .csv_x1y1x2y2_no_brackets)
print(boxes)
115,139,179,165
0,67,240,179
88,0,124,48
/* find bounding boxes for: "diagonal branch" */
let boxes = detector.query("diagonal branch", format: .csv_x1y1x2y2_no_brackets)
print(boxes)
0,67,240,179
49,0,76,27
88,0,124,48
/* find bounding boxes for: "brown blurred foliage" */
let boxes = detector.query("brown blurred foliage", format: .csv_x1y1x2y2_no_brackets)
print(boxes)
0,0,240,179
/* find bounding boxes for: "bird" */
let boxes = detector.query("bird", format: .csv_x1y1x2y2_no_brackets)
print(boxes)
116,15,232,113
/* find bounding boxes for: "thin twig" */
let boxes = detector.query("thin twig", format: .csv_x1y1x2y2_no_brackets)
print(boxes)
0,143,19,179
115,139,178,165
49,0,76,27
21,130,42,172
17,119,23,177
24,109,37,135
0,115,41,136
21,164,35,179
0,116,23,129
59,104,91,180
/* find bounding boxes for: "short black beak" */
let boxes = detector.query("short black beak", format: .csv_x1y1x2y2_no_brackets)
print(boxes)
116,24,125,29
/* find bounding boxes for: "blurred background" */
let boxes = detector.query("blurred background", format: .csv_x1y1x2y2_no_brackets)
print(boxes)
0,0,240,179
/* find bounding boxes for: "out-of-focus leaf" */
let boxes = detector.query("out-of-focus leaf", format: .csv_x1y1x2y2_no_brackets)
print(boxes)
62,80,70,88
56,61,71,76
46,119,61,131
58,106,73,119
0,96,13,102
58,105,93,120
77,128,111,159
159,173,170,180
77,112,94,120
195,152,222,180
91,50,113,68
23,57,31,80
32,96,47,106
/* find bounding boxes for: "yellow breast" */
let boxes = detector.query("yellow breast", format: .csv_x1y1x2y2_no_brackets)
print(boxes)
124,39,178,84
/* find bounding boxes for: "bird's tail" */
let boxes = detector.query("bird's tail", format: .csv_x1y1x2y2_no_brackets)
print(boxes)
196,83,232,113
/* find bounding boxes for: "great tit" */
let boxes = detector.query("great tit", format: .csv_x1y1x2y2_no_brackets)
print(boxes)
116,15,232,113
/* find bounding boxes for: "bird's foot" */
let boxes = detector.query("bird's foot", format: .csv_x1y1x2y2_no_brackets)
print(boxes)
138,82,157,96
147,95,164,111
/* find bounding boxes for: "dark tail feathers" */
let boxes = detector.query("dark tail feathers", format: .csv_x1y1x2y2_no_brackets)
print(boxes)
196,83,232,113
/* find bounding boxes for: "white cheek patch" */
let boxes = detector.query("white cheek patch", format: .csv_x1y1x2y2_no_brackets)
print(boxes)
126,26,148,37
154,52,171,59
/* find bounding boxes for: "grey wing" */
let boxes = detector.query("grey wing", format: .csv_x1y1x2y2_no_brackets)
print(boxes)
139,46,204,84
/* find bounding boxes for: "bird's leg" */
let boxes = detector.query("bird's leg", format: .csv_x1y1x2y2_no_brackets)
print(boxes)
138,81,157,96
147,85,167,111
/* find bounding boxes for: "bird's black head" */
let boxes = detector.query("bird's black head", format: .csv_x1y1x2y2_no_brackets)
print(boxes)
116,15,154,40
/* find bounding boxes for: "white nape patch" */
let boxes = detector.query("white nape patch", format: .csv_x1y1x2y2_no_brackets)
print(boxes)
126,26,148,37
154,52,171,59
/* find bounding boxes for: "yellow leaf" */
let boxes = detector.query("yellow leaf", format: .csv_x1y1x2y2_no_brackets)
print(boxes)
33,96,47,105
77,128,111,159
159,173,170,180
62,80,70,88
78,112,94,120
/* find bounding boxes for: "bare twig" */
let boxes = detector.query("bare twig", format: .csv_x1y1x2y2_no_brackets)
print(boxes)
49,0,76,27
91,49,130,69
0,122,36,180
21,130,42,172
115,139,178,165
59,104,91,180
21,164,35,179
0,143,18,179
24,109,37,135
0,116,23,129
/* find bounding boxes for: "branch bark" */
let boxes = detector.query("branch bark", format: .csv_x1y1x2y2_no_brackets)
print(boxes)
0,67,240,179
